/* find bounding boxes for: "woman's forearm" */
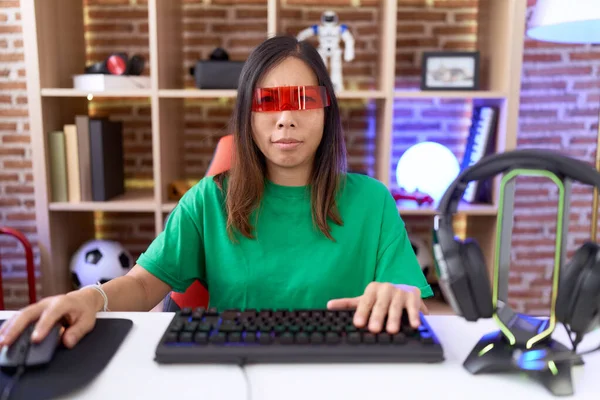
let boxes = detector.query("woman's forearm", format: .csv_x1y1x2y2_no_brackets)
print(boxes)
79,265,171,312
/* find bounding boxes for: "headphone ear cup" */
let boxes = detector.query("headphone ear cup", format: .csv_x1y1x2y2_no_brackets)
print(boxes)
556,242,597,323
105,52,129,75
557,242,600,335
461,239,494,318
125,54,145,76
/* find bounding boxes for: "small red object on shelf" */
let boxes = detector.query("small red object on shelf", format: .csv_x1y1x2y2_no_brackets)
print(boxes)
391,188,434,206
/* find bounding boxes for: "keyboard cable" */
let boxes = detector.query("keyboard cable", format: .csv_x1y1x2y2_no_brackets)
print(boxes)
0,328,31,400
241,364,253,400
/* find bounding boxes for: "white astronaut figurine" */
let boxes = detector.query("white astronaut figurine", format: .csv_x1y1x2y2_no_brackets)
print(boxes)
297,11,355,92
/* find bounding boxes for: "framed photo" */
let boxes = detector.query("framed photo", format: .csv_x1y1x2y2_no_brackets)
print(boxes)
421,51,480,90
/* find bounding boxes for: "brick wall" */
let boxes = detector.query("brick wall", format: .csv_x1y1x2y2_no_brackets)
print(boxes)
0,0,35,309
1,0,599,313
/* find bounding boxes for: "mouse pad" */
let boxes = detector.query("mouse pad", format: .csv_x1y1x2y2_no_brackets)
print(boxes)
0,318,133,400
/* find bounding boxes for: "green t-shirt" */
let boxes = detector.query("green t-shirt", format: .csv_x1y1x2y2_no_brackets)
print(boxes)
137,173,433,310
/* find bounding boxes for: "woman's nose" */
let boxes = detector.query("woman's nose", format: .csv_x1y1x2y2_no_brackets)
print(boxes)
277,111,296,129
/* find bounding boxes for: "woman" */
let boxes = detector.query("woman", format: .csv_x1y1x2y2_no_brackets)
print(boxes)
0,35,432,350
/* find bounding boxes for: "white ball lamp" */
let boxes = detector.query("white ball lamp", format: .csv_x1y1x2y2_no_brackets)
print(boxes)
395,141,460,204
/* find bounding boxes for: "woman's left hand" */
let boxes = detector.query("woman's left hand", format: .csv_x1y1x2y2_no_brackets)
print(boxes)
327,282,428,334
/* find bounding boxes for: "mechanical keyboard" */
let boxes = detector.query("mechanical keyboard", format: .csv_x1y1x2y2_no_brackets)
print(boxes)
154,307,444,364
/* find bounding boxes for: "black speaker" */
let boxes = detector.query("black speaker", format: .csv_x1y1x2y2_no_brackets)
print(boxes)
191,61,245,90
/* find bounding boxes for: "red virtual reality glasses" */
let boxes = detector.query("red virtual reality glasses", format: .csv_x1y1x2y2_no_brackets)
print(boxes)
251,85,331,112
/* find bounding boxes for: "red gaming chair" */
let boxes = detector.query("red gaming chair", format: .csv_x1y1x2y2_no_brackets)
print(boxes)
0,227,37,310
162,134,233,312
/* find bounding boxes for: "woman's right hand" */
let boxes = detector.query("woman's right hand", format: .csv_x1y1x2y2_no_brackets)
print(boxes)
0,287,103,349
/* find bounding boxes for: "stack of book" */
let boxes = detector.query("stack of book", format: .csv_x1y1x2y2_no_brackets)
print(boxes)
48,116,125,202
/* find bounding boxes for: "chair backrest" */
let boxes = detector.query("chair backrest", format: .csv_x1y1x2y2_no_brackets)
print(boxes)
205,134,233,176
166,134,233,311
0,227,37,310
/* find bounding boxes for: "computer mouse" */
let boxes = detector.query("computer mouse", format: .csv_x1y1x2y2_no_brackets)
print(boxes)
0,322,62,368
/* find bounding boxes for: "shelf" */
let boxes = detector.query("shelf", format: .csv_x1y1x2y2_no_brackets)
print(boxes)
41,88,152,98
49,190,157,212
22,0,527,299
397,201,497,216
157,89,387,100
158,89,237,99
337,90,386,100
162,202,177,213
394,90,506,99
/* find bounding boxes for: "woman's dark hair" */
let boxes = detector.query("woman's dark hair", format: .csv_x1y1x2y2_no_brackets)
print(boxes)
215,34,347,241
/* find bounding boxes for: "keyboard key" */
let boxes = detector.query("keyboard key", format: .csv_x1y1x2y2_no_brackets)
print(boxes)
181,307,192,316
241,310,257,319
221,310,240,320
244,332,257,343
258,332,272,344
192,308,205,320
279,332,295,344
228,332,242,342
325,332,340,344
378,333,391,344
164,332,178,343
194,332,208,344
392,333,407,344
347,332,361,344
180,332,193,343
183,322,198,332
198,322,212,332
363,333,376,344
296,332,309,344
310,332,324,344
209,332,226,344
169,322,183,333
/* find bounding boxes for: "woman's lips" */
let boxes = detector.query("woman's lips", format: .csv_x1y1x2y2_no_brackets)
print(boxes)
273,139,302,150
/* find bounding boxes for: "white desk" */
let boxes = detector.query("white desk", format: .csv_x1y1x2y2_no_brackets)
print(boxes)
1,312,598,399
245,316,600,400
0,311,248,400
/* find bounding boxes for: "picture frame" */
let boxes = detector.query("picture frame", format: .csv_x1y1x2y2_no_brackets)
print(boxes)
420,51,480,91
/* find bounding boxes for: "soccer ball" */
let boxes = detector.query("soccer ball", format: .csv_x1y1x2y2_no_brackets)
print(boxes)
409,235,435,283
70,239,133,288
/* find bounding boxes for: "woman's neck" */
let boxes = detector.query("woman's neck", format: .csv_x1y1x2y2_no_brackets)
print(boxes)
267,163,311,187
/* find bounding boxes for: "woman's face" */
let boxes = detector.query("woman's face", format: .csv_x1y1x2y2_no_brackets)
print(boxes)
251,57,325,182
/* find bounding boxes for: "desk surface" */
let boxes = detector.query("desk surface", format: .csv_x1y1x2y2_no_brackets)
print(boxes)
0,311,247,400
0,311,598,399
245,316,600,400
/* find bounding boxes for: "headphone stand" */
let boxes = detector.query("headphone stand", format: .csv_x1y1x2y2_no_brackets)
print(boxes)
463,330,583,396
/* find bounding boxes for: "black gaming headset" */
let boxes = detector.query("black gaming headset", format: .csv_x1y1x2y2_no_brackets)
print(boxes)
433,149,600,353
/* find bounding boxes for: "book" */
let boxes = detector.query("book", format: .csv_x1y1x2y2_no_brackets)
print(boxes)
48,131,68,202
89,118,125,202
75,115,93,201
63,124,81,202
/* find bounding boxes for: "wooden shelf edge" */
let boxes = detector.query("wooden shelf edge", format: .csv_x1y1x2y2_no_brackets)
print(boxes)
48,191,157,212
336,90,386,99
397,202,498,216
157,89,387,100
424,298,454,315
162,202,177,213
158,89,237,98
41,88,153,98
393,90,506,99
